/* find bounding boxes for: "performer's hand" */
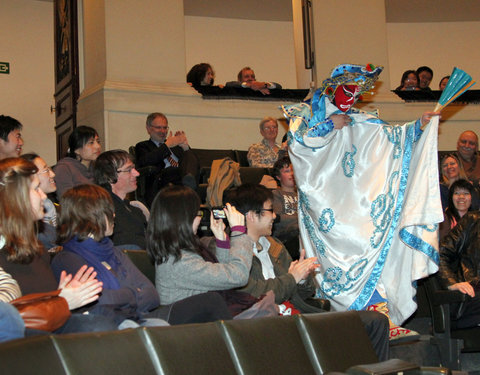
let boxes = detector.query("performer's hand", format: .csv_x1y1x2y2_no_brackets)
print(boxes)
330,114,351,130
448,282,475,298
420,111,441,127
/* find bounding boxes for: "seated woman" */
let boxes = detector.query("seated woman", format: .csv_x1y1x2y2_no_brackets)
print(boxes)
54,126,101,199
21,153,58,250
147,185,252,308
395,70,420,91
247,117,287,167
0,266,24,342
52,184,165,327
0,157,115,333
439,179,474,240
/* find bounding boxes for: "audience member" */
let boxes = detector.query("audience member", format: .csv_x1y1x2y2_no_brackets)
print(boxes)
94,150,147,249
147,185,251,320
439,210,480,329
439,75,450,90
456,130,480,187
135,112,199,206
226,184,389,360
416,66,433,91
52,184,170,328
54,126,101,199
21,153,58,250
226,67,282,95
186,63,218,87
0,115,23,160
247,117,286,167
439,153,468,209
439,179,474,240
272,156,300,260
0,157,116,333
395,70,419,91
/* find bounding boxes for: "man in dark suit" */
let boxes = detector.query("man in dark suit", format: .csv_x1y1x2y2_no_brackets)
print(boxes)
135,112,198,206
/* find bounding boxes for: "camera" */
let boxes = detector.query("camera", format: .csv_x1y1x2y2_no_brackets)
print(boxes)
212,206,226,220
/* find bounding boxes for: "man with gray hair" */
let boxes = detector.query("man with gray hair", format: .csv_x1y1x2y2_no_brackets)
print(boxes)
135,112,199,206
456,130,480,187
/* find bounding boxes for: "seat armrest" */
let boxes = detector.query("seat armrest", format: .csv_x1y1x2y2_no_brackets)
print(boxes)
432,289,469,305
346,358,419,375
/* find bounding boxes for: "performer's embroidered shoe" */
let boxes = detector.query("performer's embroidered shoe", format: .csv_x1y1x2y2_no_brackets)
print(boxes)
366,302,420,343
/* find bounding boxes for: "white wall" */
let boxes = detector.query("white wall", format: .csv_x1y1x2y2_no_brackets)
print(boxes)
184,16,298,89
0,0,56,165
386,22,480,90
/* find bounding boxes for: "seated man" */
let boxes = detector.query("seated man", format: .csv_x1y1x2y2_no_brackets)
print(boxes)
247,117,286,167
456,130,480,188
94,149,148,249
439,211,480,329
226,184,389,360
0,115,24,160
135,112,199,206
272,156,300,260
226,67,282,95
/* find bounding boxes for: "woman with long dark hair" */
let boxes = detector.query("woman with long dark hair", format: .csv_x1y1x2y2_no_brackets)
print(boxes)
147,185,252,308
439,179,474,240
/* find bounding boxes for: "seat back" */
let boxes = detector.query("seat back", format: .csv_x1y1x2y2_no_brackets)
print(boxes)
218,315,317,375
234,150,249,167
144,322,237,375
423,274,449,334
296,312,378,374
0,335,66,375
122,249,155,284
52,329,158,375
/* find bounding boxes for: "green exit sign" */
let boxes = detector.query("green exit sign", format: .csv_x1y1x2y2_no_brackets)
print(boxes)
0,62,10,74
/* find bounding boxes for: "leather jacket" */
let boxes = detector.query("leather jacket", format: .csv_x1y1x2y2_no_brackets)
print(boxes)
438,211,480,288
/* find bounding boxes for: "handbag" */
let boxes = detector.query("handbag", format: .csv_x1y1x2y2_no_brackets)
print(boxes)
11,290,71,331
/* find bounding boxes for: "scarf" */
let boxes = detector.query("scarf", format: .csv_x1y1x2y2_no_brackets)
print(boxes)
62,237,123,290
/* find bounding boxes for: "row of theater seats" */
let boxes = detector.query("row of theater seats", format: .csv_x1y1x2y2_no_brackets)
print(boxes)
0,310,447,375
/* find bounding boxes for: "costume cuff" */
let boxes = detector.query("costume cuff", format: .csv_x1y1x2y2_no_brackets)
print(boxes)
307,118,335,137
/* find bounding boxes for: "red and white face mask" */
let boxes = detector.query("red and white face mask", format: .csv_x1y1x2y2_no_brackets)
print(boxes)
333,85,361,112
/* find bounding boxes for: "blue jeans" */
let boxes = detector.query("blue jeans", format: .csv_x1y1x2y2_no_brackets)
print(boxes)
0,302,25,342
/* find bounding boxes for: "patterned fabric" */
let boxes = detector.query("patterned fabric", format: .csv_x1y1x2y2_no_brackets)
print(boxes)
247,139,280,167
282,94,442,325
0,265,21,303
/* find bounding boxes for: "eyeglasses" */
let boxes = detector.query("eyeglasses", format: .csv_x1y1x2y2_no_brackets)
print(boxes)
259,208,274,214
117,165,136,173
149,125,169,131
38,166,52,174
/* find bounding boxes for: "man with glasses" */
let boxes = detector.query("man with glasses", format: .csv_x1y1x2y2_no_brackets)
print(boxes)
225,183,389,360
135,112,199,206
94,150,148,249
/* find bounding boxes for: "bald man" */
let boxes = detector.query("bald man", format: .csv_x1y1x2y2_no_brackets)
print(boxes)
456,130,480,186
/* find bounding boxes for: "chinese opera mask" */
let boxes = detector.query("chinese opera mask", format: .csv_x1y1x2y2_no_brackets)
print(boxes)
333,85,361,112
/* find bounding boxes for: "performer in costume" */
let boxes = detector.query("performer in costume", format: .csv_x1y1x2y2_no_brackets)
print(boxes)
282,63,442,341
